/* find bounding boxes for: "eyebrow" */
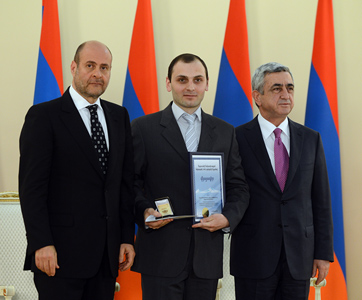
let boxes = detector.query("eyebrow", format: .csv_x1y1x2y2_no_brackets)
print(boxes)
175,75,205,79
271,83,294,88
85,60,110,67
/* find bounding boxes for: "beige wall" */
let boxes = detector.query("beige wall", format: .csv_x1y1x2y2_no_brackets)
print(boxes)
1,0,361,297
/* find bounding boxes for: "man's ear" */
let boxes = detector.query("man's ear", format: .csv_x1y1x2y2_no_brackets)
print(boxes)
166,77,172,92
70,61,77,76
252,90,261,107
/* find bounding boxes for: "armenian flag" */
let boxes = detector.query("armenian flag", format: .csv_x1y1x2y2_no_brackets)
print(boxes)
213,0,252,127
117,1,159,299
305,0,348,298
33,0,63,105
122,0,159,121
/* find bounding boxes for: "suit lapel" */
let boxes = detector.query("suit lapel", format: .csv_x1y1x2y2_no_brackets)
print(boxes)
243,117,304,193
159,106,225,162
244,117,280,190
160,104,189,163
284,119,303,191
59,89,104,179
198,111,216,152
102,100,119,181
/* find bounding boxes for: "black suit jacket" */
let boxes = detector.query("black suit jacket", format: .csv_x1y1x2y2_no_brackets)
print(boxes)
230,116,334,280
130,103,249,279
19,88,135,278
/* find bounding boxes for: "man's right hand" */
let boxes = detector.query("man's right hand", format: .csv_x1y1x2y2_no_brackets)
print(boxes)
35,245,60,276
144,208,173,230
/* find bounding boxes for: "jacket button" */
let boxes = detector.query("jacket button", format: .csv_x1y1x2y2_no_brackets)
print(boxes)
281,200,287,205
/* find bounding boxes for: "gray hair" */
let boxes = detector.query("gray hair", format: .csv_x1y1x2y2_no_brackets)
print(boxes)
252,62,294,94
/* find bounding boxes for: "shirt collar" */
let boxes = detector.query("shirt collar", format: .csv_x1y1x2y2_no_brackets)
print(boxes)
258,114,289,141
69,85,103,112
171,102,202,121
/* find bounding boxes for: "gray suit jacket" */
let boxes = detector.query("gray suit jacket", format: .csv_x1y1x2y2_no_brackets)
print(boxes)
131,102,249,279
231,116,334,280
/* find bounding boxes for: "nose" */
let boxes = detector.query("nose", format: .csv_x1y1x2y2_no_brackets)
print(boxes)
186,82,195,91
92,68,102,78
280,87,289,99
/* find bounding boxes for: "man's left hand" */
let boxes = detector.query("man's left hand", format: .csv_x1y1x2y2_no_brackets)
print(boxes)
191,214,229,232
312,259,330,285
119,243,135,271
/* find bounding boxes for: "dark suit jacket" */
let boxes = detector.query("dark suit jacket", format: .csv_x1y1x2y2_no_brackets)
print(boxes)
230,116,334,280
19,88,135,278
130,103,249,279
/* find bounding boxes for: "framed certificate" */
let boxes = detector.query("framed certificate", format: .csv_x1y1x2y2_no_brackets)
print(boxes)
190,152,225,222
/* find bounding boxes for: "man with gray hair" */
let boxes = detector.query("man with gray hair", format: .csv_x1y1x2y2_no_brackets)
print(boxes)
230,62,334,300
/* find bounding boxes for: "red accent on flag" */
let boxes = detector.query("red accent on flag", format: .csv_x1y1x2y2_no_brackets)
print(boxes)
311,0,339,135
40,0,63,94
223,0,252,108
213,0,252,126
115,236,142,299
309,254,347,300
127,0,159,115
115,269,142,300
307,0,347,298
116,0,159,298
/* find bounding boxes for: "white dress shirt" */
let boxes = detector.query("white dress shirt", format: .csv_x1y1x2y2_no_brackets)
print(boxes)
172,102,202,147
257,114,290,174
69,85,109,149
172,102,230,231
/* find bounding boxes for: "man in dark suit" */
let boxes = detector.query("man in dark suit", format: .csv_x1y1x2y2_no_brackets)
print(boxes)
130,53,249,300
230,62,334,300
19,40,135,300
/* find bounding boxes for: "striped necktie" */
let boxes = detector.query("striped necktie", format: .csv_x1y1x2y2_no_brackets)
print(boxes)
182,113,198,152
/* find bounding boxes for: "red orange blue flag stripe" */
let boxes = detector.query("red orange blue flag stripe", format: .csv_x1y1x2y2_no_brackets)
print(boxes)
305,0,348,298
33,0,63,105
122,0,159,121
213,0,253,127
117,1,159,299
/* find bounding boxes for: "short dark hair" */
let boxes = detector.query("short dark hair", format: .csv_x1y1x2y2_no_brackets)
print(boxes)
167,53,209,81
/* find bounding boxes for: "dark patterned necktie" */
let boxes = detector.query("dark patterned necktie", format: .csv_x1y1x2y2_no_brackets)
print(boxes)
87,104,108,175
274,128,289,191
